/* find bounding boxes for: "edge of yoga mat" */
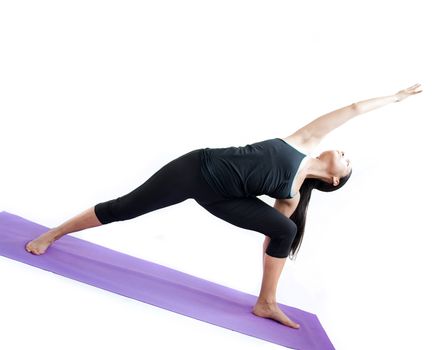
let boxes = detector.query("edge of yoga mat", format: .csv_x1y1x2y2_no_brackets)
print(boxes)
0,211,335,350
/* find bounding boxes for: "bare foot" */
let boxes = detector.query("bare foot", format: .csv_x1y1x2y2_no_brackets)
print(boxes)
252,300,300,329
25,232,55,255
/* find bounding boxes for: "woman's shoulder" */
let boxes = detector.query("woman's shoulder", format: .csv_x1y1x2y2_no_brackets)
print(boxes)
277,136,311,156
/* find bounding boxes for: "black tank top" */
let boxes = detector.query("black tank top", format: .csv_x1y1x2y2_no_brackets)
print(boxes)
199,137,307,199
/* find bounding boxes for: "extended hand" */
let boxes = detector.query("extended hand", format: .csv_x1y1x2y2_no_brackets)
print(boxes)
395,83,423,102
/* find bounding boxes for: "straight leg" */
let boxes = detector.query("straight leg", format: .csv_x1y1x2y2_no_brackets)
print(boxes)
25,206,102,255
25,149,204,255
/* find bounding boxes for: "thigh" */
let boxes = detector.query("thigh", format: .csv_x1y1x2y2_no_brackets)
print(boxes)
95,149,206,223
196,195,295,240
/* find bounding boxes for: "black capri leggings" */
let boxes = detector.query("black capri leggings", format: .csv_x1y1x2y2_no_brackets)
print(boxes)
94,148,297,258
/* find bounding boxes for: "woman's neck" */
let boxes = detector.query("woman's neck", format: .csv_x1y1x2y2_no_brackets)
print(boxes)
303,157,333,184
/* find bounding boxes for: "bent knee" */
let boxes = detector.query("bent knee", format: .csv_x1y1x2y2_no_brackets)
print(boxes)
266,220,297,258
281,220,297,242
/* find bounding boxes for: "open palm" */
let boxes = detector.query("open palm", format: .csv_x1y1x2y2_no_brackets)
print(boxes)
396,83,423,102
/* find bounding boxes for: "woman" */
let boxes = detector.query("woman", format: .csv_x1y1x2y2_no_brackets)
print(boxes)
25,83,422,329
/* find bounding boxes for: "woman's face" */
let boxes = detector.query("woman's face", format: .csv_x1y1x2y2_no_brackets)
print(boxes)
318,149,352,178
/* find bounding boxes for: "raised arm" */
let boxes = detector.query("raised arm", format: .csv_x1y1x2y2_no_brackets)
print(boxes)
286,83,423,150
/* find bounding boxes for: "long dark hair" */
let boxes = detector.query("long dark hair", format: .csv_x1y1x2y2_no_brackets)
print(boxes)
288,168,353,261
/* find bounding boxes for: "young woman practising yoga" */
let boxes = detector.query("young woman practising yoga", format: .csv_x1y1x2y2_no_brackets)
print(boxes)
25,83,422,329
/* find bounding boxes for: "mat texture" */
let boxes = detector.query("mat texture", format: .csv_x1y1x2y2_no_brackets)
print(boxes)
0,211,334,349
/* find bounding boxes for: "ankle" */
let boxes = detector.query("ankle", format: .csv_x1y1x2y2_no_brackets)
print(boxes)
257,297,277,305
42,230,58,243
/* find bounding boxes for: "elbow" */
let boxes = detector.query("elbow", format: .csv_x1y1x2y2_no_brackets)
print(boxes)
284,201,299,218
351,102,359,114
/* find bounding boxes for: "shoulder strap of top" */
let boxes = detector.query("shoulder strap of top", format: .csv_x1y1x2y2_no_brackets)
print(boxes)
275,138,310,156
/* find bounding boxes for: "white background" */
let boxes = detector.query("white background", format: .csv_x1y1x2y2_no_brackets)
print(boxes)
1,1,439,349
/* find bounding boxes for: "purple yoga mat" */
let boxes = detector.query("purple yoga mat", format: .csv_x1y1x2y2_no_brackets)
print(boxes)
0,211,334,349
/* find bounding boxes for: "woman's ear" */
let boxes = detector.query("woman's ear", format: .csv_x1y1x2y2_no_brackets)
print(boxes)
332,176,339,186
